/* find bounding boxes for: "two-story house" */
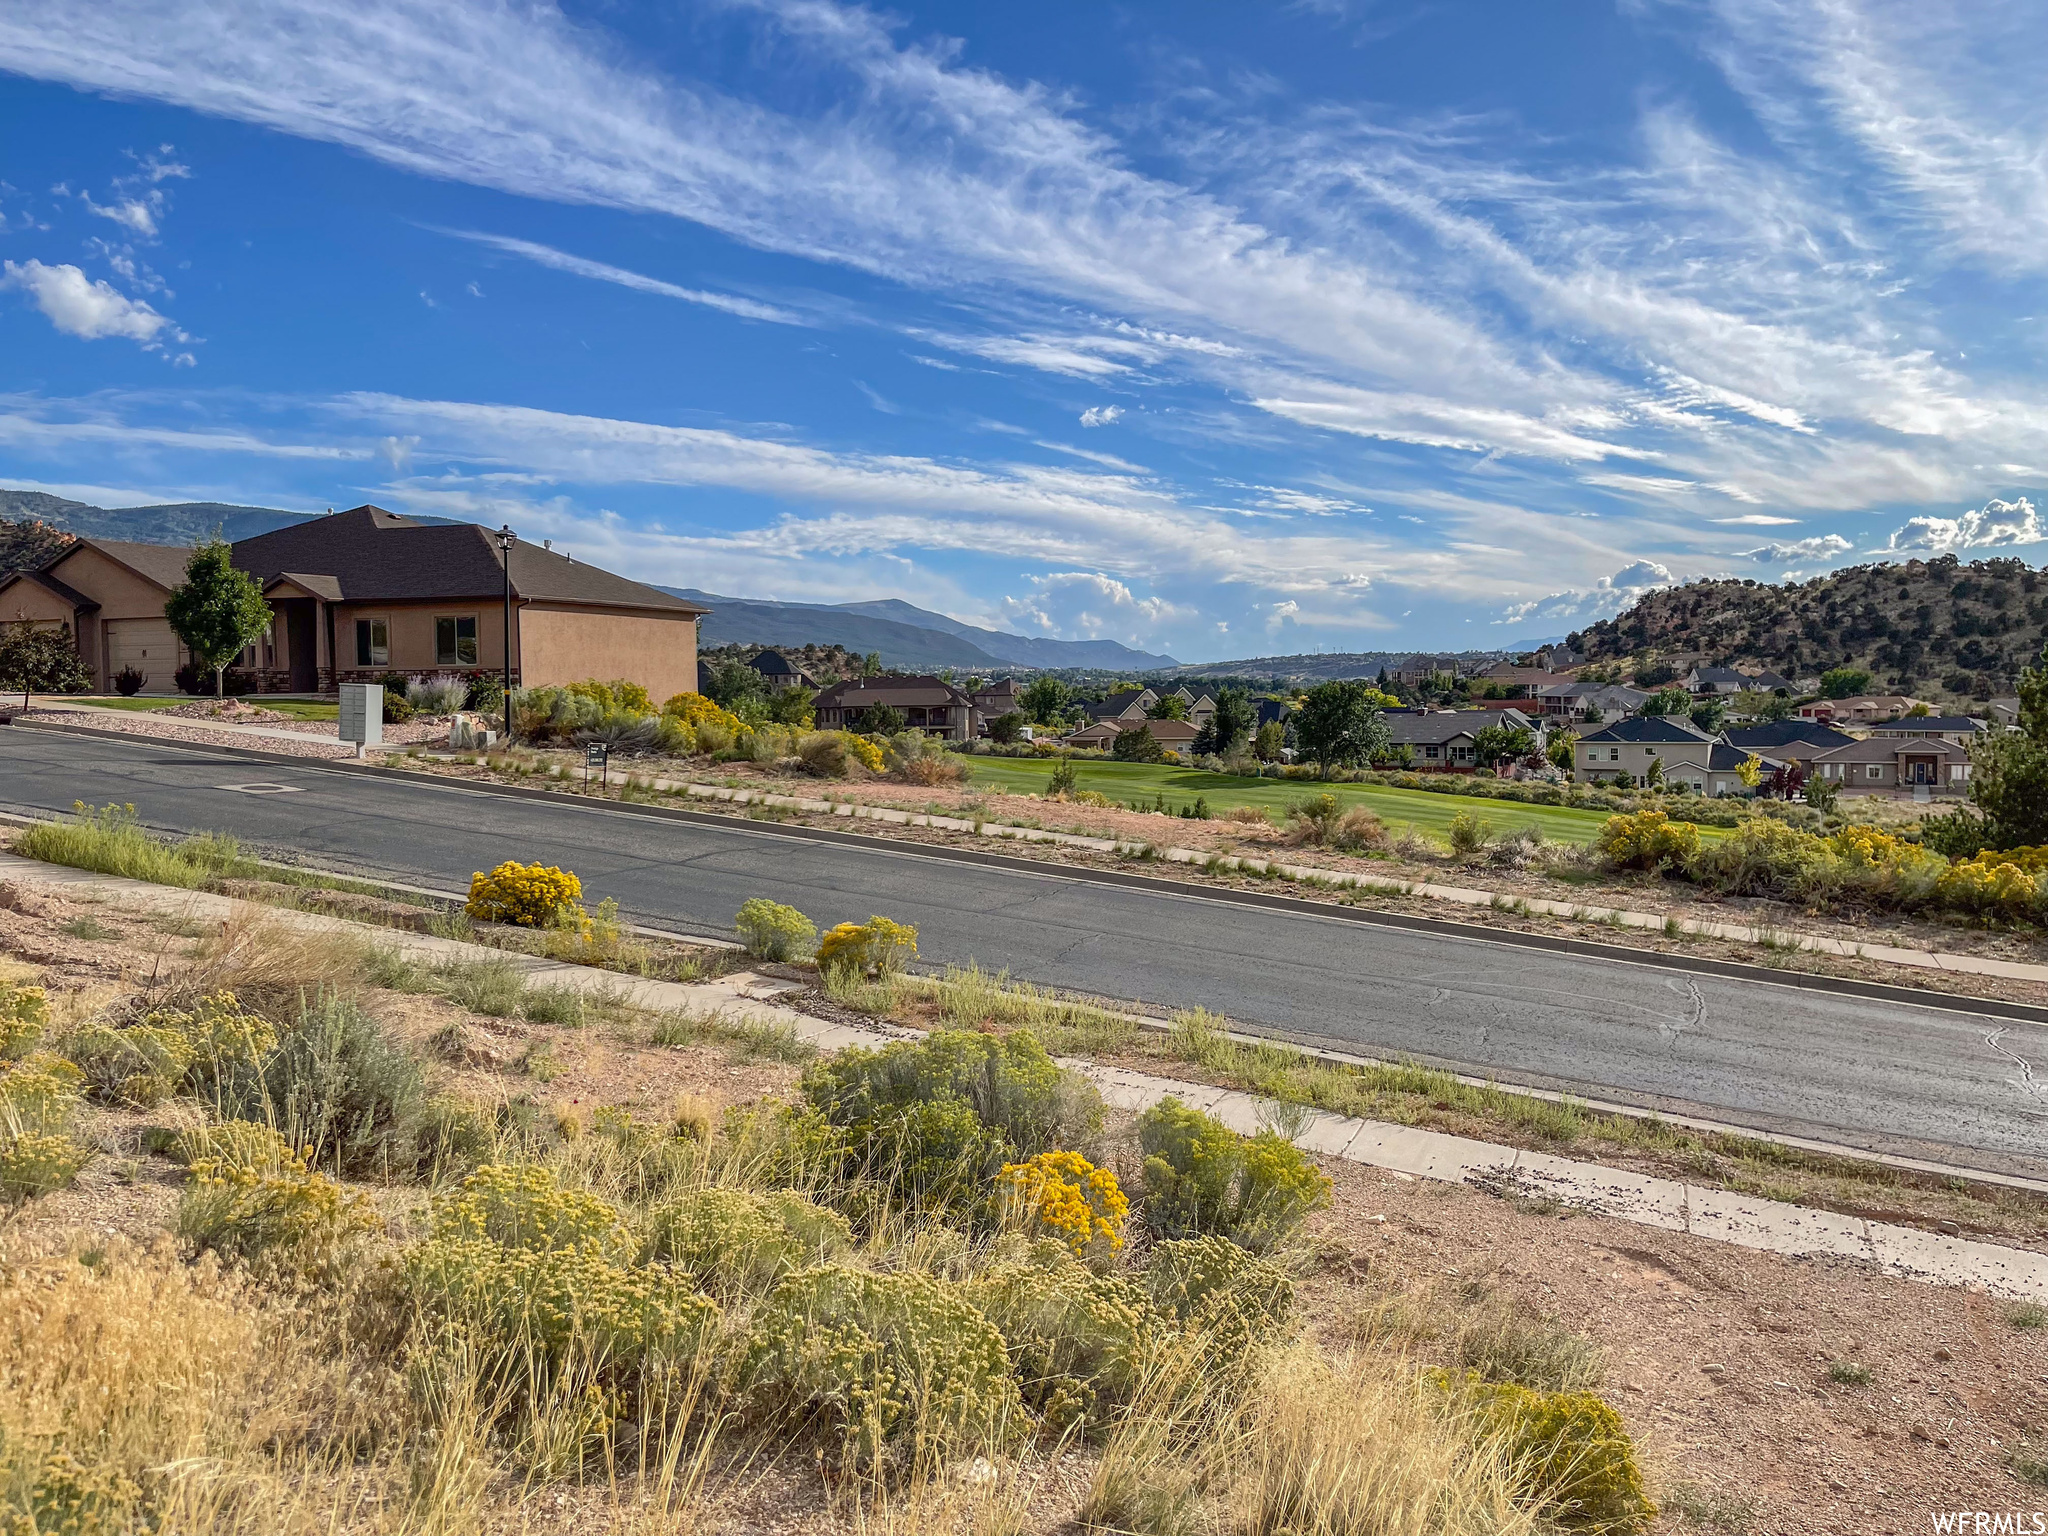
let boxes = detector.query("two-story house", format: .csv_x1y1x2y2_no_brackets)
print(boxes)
812,675,978,740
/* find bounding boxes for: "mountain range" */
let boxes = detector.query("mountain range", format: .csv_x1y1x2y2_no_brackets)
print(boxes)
0,488,1179,674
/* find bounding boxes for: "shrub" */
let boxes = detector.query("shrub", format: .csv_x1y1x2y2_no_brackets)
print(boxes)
795,731,854,777
814,915,919,978
886,732,969,785
174,660,255,696
406,1234,721,1430
215,989,432,1179
663,691,748,738
1283,794,1384,851
433,1162,625,1252
967,1239,1158,1428
0,1053,90,1202
996,1149,1128,1261
178,1139,378,1276
735,897,817,961
0,983,48,1059
113,665,146,697
466,860,585,927
567,678,653,715
641,1187,853,1299
144,990,278,1097
1047,753,1079,797
1937,854,2042,922
68,1023,196,1107
1440,1372,1656,1533
168,1118,292,1173
1142,1234,1293,1361
802,1029,1102,1216
1594,809,1700,871
743,1264,1024,1465
0,621,93,694
0,1132,89,1202
1136,1097,1331,1253
1447,808,1493,858
466,672,505,714
405,674,470,714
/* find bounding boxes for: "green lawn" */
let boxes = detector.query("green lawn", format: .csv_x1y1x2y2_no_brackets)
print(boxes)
960,756,1626,846
64,696,184,712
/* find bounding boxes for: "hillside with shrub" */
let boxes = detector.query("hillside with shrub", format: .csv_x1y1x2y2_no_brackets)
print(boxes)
1568,554,2047,702
0,514,77,576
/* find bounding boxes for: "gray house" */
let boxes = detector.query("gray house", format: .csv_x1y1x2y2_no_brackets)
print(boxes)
1383,708,1537,771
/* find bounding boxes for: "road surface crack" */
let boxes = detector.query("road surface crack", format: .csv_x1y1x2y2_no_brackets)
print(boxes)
1657,978,1706,1048
1985,1028,2048,1100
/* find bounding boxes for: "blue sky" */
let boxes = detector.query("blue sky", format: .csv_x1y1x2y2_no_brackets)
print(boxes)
0,1,2044,664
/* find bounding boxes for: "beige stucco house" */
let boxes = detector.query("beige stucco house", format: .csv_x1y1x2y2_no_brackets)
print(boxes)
0,506,707,701
0,538,196,690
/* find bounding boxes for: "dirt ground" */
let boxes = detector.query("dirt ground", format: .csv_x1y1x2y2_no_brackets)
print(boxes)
7,877,2047,1533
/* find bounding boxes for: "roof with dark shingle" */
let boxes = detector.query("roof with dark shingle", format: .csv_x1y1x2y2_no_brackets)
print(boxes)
814,675,972,709
230,506,705,613
1722,720,1857,752
1578,715,1714,745
0,567,99,610
53,538,193,591
1869,716,1984,735
1382,708,1532,746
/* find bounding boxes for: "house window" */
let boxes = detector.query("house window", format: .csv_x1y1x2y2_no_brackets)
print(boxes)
355,617,389,667
1423,744,1441,759
1866,764,1882,780
435,615,479,666
1609,748,1620,762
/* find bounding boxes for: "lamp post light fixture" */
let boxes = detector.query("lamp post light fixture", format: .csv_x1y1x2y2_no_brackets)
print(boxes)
496,525,516,744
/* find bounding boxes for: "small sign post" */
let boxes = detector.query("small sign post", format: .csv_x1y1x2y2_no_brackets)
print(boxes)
585,741,608,789
338,683,385,759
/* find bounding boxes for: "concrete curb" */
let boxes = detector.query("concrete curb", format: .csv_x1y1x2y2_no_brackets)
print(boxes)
14,715,2048,1028
6,851,2047,1300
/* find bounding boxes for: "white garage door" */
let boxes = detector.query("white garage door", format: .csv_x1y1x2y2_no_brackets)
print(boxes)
105,619,182,693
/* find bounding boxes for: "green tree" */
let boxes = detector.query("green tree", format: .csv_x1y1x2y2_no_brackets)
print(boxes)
1253,719,1286,762
1112,724,1164,762
1963,640,2048,849
1819,667,1873,699
1293,680,1390,776
1019,675,1071,725
703,658,768,710
1638,687,1692,717
163,540,272,698
1210,687,1256,753
1146,694,1189,720
860,651,883,678
1546,730,1575,772
0,622,91,695
1645,756,1665,789
985,710,1024,744
855,703,906,734
766,686,814,727
1688,697,1727,733
1471,723,1536,771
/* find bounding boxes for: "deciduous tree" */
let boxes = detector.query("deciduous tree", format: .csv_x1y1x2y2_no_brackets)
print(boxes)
163,540,272,699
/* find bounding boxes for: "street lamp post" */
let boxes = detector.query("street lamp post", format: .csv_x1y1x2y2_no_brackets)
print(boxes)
496,525,517,744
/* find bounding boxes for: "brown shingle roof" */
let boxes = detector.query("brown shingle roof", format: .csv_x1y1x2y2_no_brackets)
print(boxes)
814,675,971,709
230,506,706,614
54,538,193,591
0,568,100,611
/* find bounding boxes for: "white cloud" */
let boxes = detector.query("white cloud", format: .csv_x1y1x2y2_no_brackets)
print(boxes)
1883,495,2044,552
1739,533,1852,562
1498,559,1679,626
1,259,174,345
85,194,161,238
1079,405,1123,428
997,571,1188,644
437,229,806,324
1710,514,1801,526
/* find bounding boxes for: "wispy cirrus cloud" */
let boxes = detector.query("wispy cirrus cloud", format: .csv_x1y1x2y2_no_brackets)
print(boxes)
434,229,808,324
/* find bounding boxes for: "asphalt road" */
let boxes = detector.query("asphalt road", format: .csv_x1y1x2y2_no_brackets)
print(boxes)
4,726,2044,1178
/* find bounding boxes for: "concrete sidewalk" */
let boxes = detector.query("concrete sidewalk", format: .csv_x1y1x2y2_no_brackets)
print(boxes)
7,850,2045,1300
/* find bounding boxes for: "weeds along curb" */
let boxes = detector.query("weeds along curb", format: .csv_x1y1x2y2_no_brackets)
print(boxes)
12,715,2048,1030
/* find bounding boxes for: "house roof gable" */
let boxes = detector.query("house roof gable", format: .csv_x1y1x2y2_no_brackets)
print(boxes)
49,537,193,592
229,506,706,614
1579,715,1713,744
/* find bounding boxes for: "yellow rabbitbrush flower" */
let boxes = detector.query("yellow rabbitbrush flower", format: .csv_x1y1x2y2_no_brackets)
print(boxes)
1937,856,2042,922
466,860,586,928
814,915,918,977
998,1150,1129,1259
0,983,49,1060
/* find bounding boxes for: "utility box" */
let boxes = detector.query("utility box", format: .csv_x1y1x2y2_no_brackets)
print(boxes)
338,683,385,756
